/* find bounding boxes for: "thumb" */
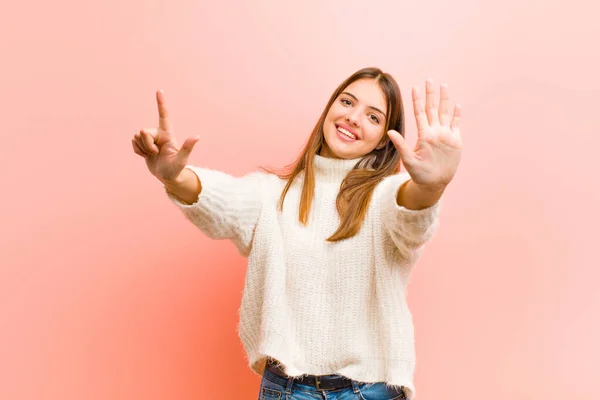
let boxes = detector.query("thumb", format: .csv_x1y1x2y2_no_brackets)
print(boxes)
387,130,413,164
175,136,200,165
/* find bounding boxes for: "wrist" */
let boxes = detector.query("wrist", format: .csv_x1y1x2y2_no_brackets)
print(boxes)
162,168,202,205
412,180,447,195
397,179,445,210
162,169,189,190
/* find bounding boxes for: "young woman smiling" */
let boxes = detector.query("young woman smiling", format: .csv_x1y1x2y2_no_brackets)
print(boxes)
132,67,462,400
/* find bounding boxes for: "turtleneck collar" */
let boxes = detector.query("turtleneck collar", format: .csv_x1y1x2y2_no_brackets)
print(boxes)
312,154,364,183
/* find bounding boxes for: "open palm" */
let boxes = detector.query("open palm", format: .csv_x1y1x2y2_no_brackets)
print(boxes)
388,79,462,190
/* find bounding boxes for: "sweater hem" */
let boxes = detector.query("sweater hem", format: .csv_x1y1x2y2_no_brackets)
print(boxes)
247,347,416,400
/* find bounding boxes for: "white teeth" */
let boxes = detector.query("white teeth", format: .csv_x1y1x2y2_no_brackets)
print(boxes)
337,126,357,140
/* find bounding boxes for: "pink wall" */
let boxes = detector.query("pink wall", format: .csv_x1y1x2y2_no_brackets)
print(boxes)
1,0,598,399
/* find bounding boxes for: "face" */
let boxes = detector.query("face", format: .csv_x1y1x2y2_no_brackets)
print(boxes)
320,78,388,159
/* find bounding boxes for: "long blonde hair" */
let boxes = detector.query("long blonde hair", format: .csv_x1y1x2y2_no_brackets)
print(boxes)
264,67,405,242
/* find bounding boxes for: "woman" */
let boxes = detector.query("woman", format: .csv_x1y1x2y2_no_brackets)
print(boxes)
132,67,462,400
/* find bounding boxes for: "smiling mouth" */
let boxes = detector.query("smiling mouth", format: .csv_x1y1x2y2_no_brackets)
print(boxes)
336,124,358,140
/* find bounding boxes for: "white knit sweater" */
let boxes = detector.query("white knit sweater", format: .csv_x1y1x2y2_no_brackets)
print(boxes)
166,155,440,399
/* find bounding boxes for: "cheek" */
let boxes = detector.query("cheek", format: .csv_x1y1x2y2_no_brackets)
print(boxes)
323,109,340,134
362,124,386,145
325,104,344,121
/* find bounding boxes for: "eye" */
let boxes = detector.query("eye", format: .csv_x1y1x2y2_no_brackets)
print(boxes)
341,98,352,106
370,114,380,124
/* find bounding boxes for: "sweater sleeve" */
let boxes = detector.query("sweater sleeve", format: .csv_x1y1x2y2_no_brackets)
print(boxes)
165,165,268,256
378,172,441,262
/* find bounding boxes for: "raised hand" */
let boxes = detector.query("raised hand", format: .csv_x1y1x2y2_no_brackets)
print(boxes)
387,79,462,191
132,90,200,184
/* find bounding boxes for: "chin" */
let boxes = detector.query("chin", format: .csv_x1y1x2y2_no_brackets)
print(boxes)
324,142,362,159
323,131,360,159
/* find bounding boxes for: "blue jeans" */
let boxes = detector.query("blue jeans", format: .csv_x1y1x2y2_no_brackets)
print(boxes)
258,368,406,400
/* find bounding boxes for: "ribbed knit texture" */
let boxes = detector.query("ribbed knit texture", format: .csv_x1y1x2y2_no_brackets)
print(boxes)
166,155,440,400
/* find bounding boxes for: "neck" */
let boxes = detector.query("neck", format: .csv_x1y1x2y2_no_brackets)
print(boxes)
312,154,363,183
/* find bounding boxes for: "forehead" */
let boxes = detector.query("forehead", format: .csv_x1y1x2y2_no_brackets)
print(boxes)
342,79,387,111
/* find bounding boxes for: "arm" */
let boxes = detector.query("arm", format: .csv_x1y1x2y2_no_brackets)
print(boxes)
131,89,265,254
165,166,268,256
382,79,462,257
380,173,441,261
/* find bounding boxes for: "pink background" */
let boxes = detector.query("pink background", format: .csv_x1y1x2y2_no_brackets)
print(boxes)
1,0,598,399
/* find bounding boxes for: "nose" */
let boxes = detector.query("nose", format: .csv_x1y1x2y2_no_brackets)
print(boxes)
345,110,360,126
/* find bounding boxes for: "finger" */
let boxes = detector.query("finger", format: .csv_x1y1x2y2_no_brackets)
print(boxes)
425,79,439,126
438,84,451,126
141,127,158,136
175,136,200,166
450,104,462,135
156,89,172,132
387,130,414,165
412,86,429,134
141,128,159,147
132,139,147,157
140,129,158,154
134,133,151,154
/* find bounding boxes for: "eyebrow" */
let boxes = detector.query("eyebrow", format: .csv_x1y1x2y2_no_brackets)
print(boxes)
341,91,387,119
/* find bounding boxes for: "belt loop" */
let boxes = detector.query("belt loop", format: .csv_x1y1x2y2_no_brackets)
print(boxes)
285,376,294,395
351,381,361,394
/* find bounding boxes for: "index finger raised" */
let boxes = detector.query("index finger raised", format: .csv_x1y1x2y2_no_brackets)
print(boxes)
156,89,172,132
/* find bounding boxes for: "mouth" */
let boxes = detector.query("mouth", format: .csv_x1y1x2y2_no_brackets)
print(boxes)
335,123,359,141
